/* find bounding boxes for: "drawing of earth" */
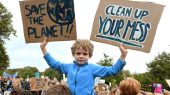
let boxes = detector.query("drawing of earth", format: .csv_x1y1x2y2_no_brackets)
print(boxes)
47,0,75,25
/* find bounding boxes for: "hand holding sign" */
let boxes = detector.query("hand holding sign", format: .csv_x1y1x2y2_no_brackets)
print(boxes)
119,44,128,61
40,37,48,55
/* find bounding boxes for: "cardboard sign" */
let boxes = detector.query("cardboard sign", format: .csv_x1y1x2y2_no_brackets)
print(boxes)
30,78,48,91
20,0,77,43
90,0,164,53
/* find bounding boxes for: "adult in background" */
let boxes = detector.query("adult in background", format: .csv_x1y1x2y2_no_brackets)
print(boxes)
118,78,141,95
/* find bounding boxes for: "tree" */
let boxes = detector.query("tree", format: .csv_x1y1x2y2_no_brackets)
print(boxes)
0,42,9,75
0,2,16,73
146,52,170,89
97,53,113,66
111,70,132,85
97,53,132,87
44,68,62,81
4,68,18,75
4,66,39,79
133,72,153,92
0,2,16,43
18,66,39,79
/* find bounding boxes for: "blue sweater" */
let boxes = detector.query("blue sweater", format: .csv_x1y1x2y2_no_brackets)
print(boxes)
44,53,126,95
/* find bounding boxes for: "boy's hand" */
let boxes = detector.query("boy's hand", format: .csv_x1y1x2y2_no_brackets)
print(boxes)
40,37,48,55
40,37,48,48
119,44,128,61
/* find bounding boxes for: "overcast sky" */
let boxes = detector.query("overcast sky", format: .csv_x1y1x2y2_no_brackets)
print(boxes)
1,0,170,74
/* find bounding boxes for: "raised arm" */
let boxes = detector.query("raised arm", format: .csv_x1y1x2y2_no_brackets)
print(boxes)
119,44,128,61
40,37,48,55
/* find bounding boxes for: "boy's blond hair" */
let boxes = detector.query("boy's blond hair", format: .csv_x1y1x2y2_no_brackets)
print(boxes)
119,78,141,95
71,39,94,57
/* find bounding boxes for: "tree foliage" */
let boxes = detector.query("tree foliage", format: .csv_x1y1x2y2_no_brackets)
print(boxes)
44,68,62,81
4,68,18,75
5,66,39,79
133,72,153,91
97,53,113,66
146,52,170,88
97,53,132,86
0,2,16,43
0,42,9,75
18,66,39,79
0,2,16,74
5,67,63,80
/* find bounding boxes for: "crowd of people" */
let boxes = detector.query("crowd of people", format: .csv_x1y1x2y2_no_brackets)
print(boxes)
0,76,71,95
0,76,31,95
94,78,170,95
1,76,170,95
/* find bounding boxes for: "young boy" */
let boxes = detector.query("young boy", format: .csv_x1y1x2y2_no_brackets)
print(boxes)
40,38,127,95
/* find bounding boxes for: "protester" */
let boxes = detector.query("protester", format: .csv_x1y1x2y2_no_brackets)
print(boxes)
20,90,33,95
10,87,22,95
0,76,3,95
108,88,120,95
98,90,110,95
6,78,12,91
137,90,147,95
118,78,141,95
46,84,71,95
163,89,170,95
153,83,162,95
12,79,21,89
40,37,128,95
